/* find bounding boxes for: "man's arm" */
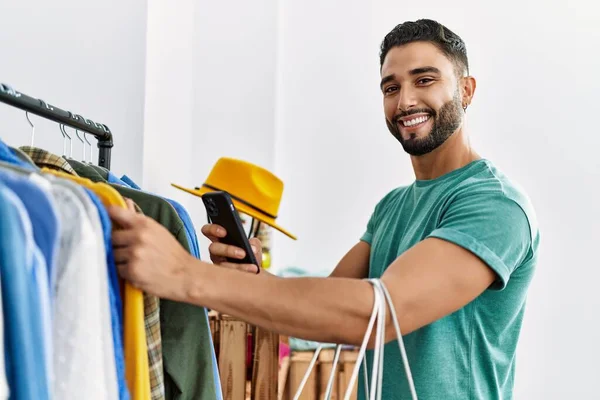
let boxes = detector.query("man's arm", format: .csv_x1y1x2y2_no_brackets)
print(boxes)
328,241,371,279
200,224,370,279
186,237,495,346
109,206,495,347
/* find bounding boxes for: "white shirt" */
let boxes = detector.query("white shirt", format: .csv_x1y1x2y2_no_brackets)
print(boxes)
49,179,118,400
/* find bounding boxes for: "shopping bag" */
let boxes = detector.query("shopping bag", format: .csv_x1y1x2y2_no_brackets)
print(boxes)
292,279,418,400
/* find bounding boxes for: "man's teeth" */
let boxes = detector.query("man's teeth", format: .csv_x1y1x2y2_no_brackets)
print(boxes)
402,115,430,127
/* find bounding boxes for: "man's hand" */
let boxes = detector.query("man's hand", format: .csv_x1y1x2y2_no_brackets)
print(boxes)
201,223,264,274
108,200,195,302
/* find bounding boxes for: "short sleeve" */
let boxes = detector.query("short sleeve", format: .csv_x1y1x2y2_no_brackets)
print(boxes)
360,212,376,244
427,192,532,290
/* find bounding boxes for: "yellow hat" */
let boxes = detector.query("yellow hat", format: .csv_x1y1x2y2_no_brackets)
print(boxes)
171,157,296,240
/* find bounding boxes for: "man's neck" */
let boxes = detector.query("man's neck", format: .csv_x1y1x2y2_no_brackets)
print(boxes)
410,128,481,181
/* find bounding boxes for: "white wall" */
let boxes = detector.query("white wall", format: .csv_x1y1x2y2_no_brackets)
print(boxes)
272,0,599,398
0,0,148,182
143,0,280,254
142,0,195,209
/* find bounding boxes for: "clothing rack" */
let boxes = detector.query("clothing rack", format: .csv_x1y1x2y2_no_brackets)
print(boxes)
0,82,113,169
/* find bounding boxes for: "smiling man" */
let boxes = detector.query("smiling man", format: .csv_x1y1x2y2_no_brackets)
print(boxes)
108,19,540,399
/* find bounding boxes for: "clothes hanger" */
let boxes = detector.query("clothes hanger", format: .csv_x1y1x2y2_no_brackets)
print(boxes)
59,124,72,158
25,111,35,147
75,130,85,162
58,123,66,156
83,133,93,164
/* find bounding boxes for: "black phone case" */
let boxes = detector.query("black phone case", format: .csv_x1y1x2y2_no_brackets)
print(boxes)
202,191,259,267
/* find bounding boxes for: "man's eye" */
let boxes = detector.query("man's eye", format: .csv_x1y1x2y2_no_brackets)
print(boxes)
384,86,398,94
417,78,433,85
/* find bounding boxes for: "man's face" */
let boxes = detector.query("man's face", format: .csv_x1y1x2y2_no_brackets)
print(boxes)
380,41,464,156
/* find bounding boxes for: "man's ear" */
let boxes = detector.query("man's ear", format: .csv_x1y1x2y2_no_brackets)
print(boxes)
461,75,477,110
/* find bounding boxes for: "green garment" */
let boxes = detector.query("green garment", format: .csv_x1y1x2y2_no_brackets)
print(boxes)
359,159,539,400
67,160,217,400
88,164,109,178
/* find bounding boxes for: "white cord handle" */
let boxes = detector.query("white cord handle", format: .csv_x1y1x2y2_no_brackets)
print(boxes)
341,279,418,400
292,279,418,400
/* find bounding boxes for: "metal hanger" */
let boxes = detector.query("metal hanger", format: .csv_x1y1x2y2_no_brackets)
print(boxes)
25,111,35,147
75,129,85,161
59,124,72,158
58,123,66,155
84,133,93,163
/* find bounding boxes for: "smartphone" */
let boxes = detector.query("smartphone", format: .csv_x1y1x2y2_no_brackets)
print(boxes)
202,191,260,268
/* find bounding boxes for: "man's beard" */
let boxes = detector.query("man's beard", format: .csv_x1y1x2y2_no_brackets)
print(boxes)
386,90,463,156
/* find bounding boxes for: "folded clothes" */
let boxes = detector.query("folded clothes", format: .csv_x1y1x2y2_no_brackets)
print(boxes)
289,338,336,351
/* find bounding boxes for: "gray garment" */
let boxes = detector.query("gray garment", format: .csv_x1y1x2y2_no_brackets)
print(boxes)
43,178,117,399
8,146,38,169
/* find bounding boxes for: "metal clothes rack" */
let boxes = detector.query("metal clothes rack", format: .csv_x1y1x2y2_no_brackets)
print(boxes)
0,82,114,170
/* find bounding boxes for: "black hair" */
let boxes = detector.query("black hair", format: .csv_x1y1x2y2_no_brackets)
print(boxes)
380,19,469,76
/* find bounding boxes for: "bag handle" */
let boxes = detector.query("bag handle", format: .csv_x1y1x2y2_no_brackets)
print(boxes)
291,279,418,400
343,279,418,400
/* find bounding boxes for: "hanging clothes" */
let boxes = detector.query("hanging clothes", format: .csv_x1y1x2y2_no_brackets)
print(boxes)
68,160,220,400
85,186,130,400
20,146,79,175
0,84,169,399
0,272,7,400
44,174,117,399
119,175,222,400
8,146,36,168
42,168,152,400
0,171,57,395
0,125,221,399
0,182,50,400
66,160,165,400
0,140,37,171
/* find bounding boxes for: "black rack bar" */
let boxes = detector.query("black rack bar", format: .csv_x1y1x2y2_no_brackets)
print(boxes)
0,82,113,169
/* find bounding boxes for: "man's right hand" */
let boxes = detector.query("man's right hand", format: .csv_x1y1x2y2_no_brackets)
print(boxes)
201,223,264,274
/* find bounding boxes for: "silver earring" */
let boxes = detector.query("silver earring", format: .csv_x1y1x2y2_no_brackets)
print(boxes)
463,104,468,112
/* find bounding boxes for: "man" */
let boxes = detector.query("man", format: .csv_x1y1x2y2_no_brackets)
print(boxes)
109,19,539,399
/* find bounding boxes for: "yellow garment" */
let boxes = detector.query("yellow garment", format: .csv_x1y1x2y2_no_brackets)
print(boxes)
41,168,151,400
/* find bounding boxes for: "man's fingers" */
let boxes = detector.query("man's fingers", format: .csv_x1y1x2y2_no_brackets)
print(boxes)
209,242,246,259
113,248,130,264
108,206,139,229
249,238,262,258
221,262,259,274
201,224,227,239
125,198,136,211
112,229,137,248
205,235,221,244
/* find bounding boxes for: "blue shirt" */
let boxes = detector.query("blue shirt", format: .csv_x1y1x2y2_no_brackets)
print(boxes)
84,189,130,400
0,184,50,400
0,171,59,288
0,138,37,171
0,172,57,394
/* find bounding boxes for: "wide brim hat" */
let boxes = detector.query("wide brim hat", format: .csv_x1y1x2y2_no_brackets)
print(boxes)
171,157,296,240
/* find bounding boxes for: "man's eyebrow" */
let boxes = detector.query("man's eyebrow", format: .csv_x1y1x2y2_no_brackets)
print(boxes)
409,66,441,76
380,67,441,89
380,74,395,89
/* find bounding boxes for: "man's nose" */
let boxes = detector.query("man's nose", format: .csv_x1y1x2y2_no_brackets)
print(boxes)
397,87,418,112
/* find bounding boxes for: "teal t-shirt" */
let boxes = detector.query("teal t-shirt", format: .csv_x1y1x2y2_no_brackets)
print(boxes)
358,159,539,400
